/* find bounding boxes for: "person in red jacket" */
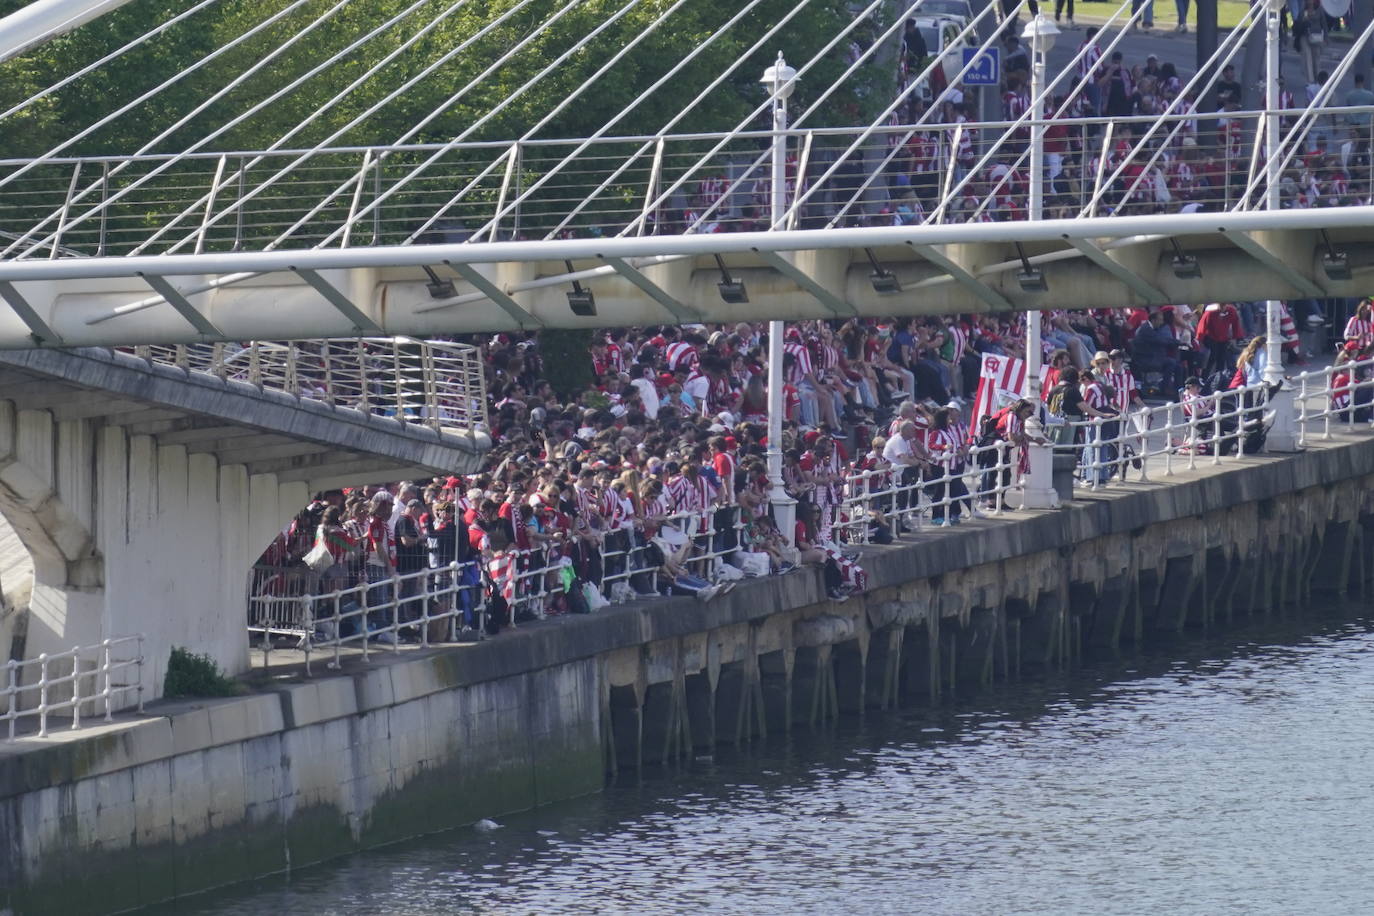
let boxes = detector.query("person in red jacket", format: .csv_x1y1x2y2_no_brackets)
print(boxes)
1196,302,1244,377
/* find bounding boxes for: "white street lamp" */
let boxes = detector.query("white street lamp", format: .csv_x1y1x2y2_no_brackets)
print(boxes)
1021,12,1059,407
1018,12,1063,509
1262,0,1299,449
761,52,798,543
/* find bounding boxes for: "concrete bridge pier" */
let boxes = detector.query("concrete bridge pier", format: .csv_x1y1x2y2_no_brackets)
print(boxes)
954,607,999,689
715,657,766,747
792,644,838,729
757,648,793,735
684,666,717,752
865,624,904,710
832,635,868,717
1156,552,1201,633
1019,589,1066,672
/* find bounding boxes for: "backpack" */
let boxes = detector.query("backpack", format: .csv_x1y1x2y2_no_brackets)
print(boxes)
976,406,1012,448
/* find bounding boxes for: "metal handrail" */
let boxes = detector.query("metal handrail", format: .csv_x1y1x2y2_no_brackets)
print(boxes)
2,635,145,739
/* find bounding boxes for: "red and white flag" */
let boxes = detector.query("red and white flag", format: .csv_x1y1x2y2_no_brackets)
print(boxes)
970,353,1049,430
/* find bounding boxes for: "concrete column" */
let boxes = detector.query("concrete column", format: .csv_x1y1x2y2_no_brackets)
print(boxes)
607,684,644,772
1085,576,1127,654
832,639,867,715
792,645,838,728
684,670,716,751
1019,590,1063,671
758,648,793,734
955,608,998,688
866,625,904,710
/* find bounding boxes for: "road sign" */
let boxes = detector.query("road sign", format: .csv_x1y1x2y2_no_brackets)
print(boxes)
961,47,999,86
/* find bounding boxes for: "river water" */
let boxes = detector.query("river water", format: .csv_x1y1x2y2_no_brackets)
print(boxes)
152,605,1374,915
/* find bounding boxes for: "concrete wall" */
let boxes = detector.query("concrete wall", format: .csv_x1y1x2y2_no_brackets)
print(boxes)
0,402,308,697
3,435,1374,914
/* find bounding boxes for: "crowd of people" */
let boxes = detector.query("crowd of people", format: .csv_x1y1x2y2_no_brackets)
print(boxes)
251,292,1361,645
653,12,1373,239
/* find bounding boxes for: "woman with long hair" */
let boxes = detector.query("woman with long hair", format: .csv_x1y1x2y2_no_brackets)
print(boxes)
1233,336,1267,388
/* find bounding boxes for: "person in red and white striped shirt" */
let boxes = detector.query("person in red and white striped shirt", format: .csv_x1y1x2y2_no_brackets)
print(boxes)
1344,300,1374,350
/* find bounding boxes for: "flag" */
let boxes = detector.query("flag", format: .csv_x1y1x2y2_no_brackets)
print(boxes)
970,353,1050,430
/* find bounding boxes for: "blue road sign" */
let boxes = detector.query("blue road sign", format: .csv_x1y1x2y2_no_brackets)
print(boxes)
961,47,999,86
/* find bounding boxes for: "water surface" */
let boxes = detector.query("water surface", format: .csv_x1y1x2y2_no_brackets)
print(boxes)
152,605,1374,915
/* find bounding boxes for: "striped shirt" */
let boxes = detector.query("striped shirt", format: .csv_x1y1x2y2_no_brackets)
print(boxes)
1100,367,1138,413
926,427,965,470
665,341,699,372
1344,317,1373,345
784,341,812,384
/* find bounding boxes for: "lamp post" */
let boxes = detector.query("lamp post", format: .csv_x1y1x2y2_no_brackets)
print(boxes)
1021,12,1059,404
761,53,799,541
1262,0,1299,450
1019,13,1062,509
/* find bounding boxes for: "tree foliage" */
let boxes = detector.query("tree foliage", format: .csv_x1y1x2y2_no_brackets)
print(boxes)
0,0,886,160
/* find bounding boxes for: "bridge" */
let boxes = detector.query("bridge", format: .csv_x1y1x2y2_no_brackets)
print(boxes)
0,0,1366,703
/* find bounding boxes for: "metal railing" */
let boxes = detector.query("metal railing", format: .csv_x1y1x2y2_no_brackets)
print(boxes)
1049,357,1372,489
122,336,488,433
3,105,1371,258
2,635,145,740
836,438,1021,544
248,560,486,673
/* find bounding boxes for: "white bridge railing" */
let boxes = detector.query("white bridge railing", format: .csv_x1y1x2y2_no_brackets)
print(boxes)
2,635,145,740
122,337,488,434
3,105,1371,258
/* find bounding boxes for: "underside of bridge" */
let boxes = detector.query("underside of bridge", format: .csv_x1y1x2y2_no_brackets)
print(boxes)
0,210,1365,347
0,346,489,700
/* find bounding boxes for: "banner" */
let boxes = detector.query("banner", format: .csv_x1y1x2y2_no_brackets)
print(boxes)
970,353,1050,429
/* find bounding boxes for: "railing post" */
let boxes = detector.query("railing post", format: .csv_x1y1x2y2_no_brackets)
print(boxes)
5,659,16,740
96,161,110,257
101,639,113,723
249,341,263,388
37,653,49,738
356,339,372,413
233,157,247,253
136,635,145,713
70,645,82,731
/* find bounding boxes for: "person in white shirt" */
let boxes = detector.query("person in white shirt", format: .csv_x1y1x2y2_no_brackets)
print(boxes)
881,421,929,519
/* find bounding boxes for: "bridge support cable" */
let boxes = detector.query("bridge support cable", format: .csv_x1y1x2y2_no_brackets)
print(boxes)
158,0,597,258
878,0,1146,230
539,0,827,241
1079,10,1263,218
456,0,790,245
675,0,1005,239
15,0,496,263
0,0,222,126
1233,14,1374,211
618,0,899,239
0,0,330,255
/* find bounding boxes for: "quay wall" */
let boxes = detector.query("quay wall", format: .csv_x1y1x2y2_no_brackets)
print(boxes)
3,437,1373,915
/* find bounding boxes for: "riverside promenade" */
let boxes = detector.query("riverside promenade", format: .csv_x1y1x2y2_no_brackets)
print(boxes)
3,422,1373,915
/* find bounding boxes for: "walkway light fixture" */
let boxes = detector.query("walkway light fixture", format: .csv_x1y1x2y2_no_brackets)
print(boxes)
1014,243,1047,293
421,266,454,299
1170,239,1201,279
564,259,596,316
865,248,901,293
1320,230,1351,281
715,254,748,303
